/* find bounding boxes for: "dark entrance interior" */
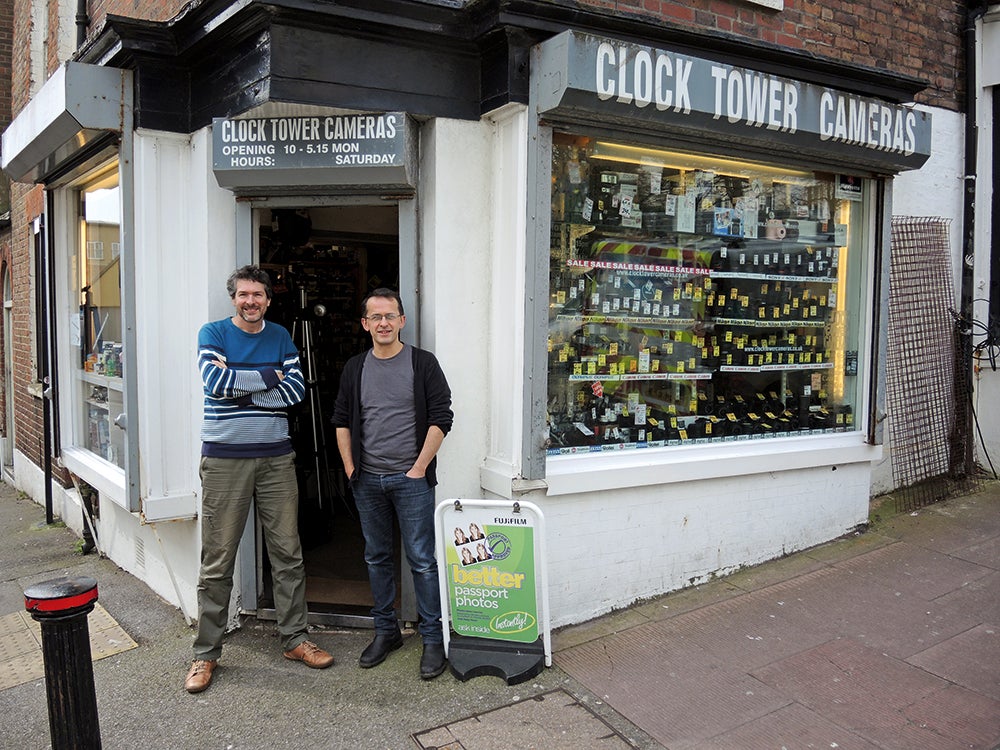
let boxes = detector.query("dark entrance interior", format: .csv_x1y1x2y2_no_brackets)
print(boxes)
255,204,400,624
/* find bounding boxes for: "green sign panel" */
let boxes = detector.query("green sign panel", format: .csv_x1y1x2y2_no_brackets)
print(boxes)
442,506,539,643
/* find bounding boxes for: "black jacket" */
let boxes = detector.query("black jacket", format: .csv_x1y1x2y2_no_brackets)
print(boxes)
331,345,453,486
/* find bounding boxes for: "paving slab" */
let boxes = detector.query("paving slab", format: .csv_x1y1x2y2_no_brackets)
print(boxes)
772,556,983,659
951,534,1000,568
932,570,1000,622
751,637,949,722
629,579,743,623
412,689,634,749
0,604,136,691
907,623,1000,701
749,638,989,750
877,494,1000,552
557,626,790,747
832,540,995,600
635,587,833,672
902,684,1000,749
691,702,881,750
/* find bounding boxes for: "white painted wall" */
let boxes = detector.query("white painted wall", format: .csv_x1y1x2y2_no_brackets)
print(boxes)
416,117,496,505
890,97,999,484
524,461,870,627
969,64,1000,475
892,106,965,307
873,105,967,495
25,127,243,624
128,127,241,621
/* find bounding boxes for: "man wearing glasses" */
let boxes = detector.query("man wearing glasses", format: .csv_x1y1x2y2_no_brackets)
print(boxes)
332,288,454,679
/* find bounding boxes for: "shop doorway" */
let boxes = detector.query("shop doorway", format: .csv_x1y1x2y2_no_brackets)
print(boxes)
253,203,401,626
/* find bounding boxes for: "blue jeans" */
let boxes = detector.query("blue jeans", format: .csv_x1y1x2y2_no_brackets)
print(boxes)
351,470,442,643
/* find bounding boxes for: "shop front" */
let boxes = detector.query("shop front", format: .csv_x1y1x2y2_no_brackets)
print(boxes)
476,30,933,624
2,6,936,632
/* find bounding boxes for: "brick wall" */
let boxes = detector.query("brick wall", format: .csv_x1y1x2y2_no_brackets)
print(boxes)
86,0,188,34
0,0,11,124
0,0,11,441
10,0,31,112
9,183,43,468
570,0,965,111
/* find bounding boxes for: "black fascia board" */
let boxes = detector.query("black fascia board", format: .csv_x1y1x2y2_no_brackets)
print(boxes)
75,15,194,133
77,0,483,131
266,22,481,122
73,0,930,135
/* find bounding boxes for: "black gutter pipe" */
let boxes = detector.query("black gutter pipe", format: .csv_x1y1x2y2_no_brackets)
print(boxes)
960,0,989,475
76,0,89,48
42,193,54,524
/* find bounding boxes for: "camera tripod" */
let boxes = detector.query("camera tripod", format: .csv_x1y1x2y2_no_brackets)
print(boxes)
291,288,354,519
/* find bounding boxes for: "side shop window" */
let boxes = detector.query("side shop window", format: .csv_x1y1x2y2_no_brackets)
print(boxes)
547,133,870,454
70,162,125,468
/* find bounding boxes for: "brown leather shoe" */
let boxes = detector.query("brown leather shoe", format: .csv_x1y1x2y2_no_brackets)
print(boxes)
184,659,218,693
283,640,334,669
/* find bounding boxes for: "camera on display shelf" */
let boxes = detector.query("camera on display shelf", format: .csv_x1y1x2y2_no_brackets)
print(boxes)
764,218,786,240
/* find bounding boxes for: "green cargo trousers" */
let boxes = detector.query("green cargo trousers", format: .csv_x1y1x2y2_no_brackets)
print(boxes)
194,453,309,660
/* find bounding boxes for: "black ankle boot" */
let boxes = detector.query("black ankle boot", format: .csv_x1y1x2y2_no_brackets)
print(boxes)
359,630,403,668
420,642,446,680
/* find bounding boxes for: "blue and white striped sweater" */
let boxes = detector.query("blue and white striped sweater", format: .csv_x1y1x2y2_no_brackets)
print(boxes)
198,318,305,458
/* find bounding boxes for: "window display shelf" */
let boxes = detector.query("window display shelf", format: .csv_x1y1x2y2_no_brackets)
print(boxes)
711,271,837,284
566,372,713,382
80,371,124,391
719,362,834,373
556,314,701,326
556,313,830,329
711,317,829,328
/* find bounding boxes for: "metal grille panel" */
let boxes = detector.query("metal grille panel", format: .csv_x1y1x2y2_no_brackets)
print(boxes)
886,217,979,511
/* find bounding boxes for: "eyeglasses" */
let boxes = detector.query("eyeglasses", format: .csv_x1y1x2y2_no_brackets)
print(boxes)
365,313,401,323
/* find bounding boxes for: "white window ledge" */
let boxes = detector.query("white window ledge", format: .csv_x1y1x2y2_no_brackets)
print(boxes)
141,493,198,523
544,432,879,496
61,446,127,507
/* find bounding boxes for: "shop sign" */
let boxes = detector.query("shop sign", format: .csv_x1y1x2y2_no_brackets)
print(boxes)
211,112,414,190
437,500,545,645
534,31,932,171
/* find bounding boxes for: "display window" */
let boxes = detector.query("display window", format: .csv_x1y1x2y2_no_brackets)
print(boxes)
547,133,872,454
70,161,125,468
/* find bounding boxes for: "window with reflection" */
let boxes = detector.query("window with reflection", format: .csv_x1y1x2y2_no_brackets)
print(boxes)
547,133,872,454
71,162,124,467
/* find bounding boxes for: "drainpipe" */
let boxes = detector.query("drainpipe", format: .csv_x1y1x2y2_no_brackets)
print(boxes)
76,0,90,48
960,0,988,475
41,195,54,524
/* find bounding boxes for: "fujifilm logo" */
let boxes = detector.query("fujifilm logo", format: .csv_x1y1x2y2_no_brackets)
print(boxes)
493,517,527,525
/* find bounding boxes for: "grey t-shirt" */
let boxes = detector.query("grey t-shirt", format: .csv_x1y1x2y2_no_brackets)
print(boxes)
359,345,417,475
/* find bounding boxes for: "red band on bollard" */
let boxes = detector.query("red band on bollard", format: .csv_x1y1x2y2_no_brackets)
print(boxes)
25,587,99,613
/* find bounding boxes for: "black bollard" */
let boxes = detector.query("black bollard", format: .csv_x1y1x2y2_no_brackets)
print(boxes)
24,576,102,750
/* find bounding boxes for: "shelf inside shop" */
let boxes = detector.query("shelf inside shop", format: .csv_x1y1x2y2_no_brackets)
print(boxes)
80,371,123,391
566,372,713,382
